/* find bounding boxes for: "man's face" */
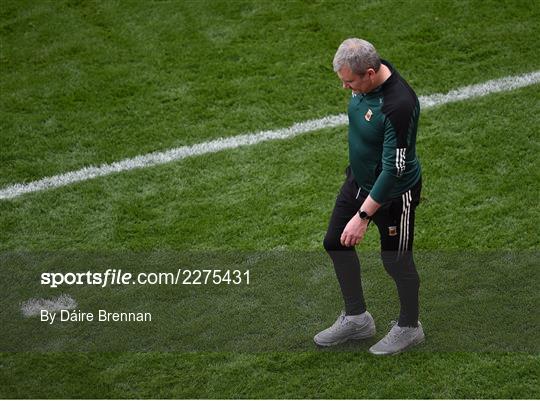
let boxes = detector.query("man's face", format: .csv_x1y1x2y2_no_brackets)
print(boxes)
337,65,374,94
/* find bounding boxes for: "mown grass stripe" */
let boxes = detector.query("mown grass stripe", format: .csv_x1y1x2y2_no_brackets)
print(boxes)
1,71,539,200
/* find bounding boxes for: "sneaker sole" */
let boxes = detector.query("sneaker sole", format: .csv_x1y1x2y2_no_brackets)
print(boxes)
314,329,376,347
368,334,425,356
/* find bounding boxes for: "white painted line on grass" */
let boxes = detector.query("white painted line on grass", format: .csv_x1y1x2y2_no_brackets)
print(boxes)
1,70,539,200
20,294,77,317
419,71,540,108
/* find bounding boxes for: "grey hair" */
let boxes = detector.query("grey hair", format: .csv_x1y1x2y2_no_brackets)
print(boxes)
333,38,381,75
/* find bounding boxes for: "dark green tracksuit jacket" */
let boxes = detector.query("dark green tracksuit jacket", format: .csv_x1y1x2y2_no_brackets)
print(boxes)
348,60,421,203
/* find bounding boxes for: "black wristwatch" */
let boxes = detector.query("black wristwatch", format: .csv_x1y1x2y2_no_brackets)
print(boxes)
358,210,371,221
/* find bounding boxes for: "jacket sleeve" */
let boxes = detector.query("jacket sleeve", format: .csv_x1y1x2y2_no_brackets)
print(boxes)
369,117,406,203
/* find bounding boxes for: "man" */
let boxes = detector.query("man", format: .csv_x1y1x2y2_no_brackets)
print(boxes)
314,38,424,355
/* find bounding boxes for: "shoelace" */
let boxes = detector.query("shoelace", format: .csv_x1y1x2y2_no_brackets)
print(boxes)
329,313,348,332
383,320,404,344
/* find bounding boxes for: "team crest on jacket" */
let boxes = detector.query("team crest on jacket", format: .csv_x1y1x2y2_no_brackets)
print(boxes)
364,109,373,121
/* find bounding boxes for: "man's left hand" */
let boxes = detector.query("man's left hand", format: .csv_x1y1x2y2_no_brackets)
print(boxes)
340,213,369,247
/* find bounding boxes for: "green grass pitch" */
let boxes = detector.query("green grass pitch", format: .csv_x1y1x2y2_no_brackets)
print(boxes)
1,0,539,398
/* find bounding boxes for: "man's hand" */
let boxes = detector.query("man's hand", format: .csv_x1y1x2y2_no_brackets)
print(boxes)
340,213,369,247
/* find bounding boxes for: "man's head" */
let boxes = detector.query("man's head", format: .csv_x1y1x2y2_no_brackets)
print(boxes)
333,38,382,94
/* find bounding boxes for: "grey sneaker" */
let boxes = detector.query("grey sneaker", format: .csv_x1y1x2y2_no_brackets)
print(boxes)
369,321,425,355
314,311,376,347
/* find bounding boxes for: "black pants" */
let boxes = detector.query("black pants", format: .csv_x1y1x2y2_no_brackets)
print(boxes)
323,166,422,327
